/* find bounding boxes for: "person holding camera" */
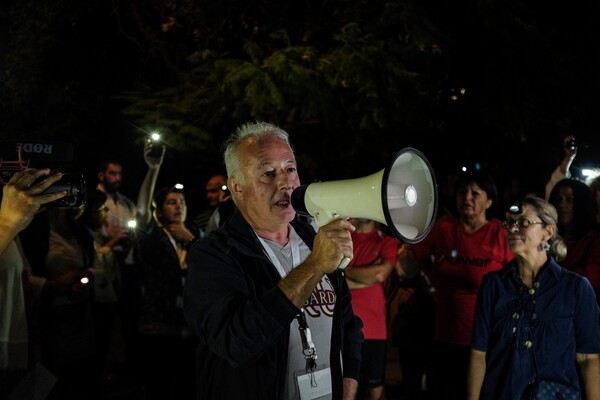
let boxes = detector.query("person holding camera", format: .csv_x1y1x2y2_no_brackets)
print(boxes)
0,169,66,252
183,122,363,400
0,169,73,397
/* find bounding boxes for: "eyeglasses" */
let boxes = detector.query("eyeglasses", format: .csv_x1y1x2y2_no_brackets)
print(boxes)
501,218,544,230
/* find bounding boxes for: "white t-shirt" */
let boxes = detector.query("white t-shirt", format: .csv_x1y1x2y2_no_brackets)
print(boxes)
258,226,335,400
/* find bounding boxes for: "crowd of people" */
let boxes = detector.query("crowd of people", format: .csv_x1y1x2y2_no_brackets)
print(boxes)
1,124,599,400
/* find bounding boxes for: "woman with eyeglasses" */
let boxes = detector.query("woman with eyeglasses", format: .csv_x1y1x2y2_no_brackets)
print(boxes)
549,178,600,305
396,170,514,400
467,197,600,400
135,185,197,400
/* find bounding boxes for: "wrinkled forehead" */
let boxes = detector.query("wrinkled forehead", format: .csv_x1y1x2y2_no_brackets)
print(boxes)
239,136,295,167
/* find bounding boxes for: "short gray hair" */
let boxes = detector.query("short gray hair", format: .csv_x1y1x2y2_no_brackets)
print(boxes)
223,122,292,186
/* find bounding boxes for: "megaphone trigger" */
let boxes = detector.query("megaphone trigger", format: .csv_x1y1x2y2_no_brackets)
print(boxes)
338,256,352,270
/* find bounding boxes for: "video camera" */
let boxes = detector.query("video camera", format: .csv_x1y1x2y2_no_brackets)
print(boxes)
0,141,86,207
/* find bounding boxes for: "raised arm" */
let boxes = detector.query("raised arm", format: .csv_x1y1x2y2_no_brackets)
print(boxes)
544,134,577,200
135,141,165,228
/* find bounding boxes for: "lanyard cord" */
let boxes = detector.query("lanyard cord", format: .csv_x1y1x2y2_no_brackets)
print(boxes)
297,308,318,371
256,227,317,371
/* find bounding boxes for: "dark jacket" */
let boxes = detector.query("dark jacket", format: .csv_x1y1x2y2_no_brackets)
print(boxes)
137,222,191,337
183,210,363,400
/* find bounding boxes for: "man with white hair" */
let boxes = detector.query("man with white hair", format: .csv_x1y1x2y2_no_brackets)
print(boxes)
184,122,363,400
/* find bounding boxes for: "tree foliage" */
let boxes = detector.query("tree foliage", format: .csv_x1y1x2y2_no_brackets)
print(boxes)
1,0,598,185
116,0,447,177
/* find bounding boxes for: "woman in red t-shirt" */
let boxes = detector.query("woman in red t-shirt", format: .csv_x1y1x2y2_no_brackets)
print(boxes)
396,170,514,400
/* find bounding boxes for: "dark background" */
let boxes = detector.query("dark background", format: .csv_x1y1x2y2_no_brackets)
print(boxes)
1,0,599,215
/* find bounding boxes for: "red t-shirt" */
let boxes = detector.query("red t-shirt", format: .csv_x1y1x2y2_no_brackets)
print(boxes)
413,216,514,346
562,229,600,305
348,230,398,340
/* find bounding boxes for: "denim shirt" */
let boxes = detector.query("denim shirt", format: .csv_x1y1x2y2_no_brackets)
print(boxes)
471,258,600,399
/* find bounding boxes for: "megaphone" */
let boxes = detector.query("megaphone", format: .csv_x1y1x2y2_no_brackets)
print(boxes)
291,147,438,246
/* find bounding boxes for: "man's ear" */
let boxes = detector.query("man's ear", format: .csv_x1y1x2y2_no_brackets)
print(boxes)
97,171,104,182
229,177,243,201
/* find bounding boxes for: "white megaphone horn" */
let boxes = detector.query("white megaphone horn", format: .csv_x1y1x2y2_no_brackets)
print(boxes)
291,148,438,266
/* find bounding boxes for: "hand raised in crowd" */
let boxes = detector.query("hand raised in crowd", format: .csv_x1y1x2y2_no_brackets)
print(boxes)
0,169,67,234
307,218,356,275
563,134,577,158
143,140,165,169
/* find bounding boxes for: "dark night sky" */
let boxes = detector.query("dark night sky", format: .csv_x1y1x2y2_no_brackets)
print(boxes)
1,0,599,214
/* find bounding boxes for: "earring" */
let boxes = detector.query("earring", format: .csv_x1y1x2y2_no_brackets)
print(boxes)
541,241,550,251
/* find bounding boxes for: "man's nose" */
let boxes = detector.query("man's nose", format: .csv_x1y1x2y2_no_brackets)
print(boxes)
278,172,294,190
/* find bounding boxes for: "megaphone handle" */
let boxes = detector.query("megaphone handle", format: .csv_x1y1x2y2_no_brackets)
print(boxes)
338,256,351,270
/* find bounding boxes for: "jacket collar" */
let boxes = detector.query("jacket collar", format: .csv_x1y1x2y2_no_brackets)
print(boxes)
216,209,316,258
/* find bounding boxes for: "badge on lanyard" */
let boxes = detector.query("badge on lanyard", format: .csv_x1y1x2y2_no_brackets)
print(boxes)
293,309,332,400
294,364,332,400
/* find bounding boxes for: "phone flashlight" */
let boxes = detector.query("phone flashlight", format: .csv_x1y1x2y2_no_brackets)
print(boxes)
147,133,163,157
127,219,137,231
80,277,90,285
565,138,577,151
221,185,231,197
